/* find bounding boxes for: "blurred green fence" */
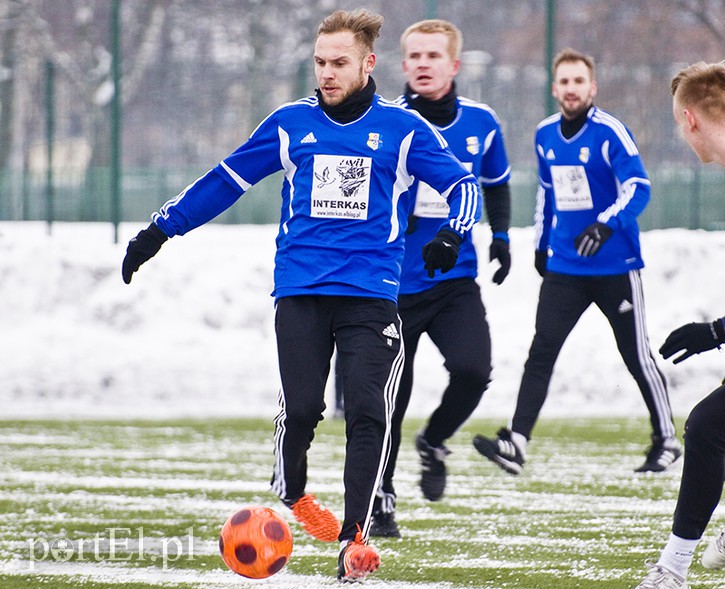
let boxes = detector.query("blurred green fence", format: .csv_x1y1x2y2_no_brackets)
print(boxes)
1,165,724,230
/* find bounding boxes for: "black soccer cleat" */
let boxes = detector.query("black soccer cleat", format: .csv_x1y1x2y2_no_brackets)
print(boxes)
415,433,450,501
473,428,525,475
369,509,401,538
635,436,682,473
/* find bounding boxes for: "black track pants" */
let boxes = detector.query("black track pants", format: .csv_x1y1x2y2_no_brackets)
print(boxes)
381,278,491,495
511,271,675,441
271,296,404,542
672,384,725,539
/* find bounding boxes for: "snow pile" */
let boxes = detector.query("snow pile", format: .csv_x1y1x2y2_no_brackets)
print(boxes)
3,221,724,420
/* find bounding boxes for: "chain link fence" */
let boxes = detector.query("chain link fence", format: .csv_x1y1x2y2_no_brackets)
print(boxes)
4,164,724,231
2,1,725,231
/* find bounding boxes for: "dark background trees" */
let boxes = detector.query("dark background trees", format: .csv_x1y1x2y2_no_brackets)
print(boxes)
1,0,724,224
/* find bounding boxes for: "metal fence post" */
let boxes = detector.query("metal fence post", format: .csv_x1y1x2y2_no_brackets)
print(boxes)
45,59,55,233
426,0,437,19
545,0,556,117
111,0,121,243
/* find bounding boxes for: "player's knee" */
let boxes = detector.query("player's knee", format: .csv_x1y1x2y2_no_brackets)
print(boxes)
284,404,325,429
684,394,720,446
345,395,387,428
524,345,559,371
449,363,491,393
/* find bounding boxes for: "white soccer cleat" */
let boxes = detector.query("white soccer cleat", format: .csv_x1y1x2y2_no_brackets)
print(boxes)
634,564,687,589
701,527,725,569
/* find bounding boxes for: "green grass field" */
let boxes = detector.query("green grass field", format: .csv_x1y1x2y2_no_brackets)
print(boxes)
0,416,722,589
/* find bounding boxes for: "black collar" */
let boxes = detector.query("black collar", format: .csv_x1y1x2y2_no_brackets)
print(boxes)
560,106,592,139
404,82,458,127
316,77,376,124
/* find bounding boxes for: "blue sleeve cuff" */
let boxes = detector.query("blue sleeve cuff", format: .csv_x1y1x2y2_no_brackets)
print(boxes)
492,232,509,243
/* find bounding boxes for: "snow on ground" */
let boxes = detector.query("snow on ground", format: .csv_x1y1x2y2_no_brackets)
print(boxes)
1,560,451,589
2,221,725,421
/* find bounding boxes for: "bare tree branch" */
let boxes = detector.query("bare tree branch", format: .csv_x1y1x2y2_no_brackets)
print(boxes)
120,2,167,104
676,0,725,46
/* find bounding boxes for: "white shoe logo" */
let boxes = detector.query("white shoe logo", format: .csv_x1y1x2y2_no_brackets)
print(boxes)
657,450,677,467
618,299,634,313
301,132,317,144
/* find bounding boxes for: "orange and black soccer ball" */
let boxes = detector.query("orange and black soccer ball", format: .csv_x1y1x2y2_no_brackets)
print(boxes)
219,505,293,579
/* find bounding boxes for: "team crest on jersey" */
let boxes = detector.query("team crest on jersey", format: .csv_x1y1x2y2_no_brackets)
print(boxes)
367,133,382,150
311,154,371,220
466,136,480,155
579,147,590,163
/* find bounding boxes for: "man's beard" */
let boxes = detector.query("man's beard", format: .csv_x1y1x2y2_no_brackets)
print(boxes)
320,73,366,106
559,97,591,120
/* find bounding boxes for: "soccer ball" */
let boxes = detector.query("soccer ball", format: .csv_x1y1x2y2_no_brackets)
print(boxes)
219,505,293,579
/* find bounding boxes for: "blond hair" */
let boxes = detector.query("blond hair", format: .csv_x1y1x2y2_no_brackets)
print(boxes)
317,9,383,56
671,60,725,121
553,47,596,80
400,19,462,61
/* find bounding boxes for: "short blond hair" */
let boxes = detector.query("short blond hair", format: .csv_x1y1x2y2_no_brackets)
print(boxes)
317,9,383,56
671,60,725,121
400,19,462,61
553,47,596,80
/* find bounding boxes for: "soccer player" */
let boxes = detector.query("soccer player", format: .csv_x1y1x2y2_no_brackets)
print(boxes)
120,9,481,581
368,19,511,538
473,48,680,475
634,59,725,589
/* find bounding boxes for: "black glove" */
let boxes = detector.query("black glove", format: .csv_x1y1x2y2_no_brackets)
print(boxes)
534,249,548,278
121,223,168,284
574,222,613,257
489,238,511,285
659,319,725,364
422,228,461,278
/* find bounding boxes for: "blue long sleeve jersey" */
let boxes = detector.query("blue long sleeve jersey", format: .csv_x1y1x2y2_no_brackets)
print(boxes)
152,94,481,302
395,95,511,294
534,106,650,276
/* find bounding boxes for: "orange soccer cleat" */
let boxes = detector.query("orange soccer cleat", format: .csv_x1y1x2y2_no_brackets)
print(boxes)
337,530,380,582
290,494,341,542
